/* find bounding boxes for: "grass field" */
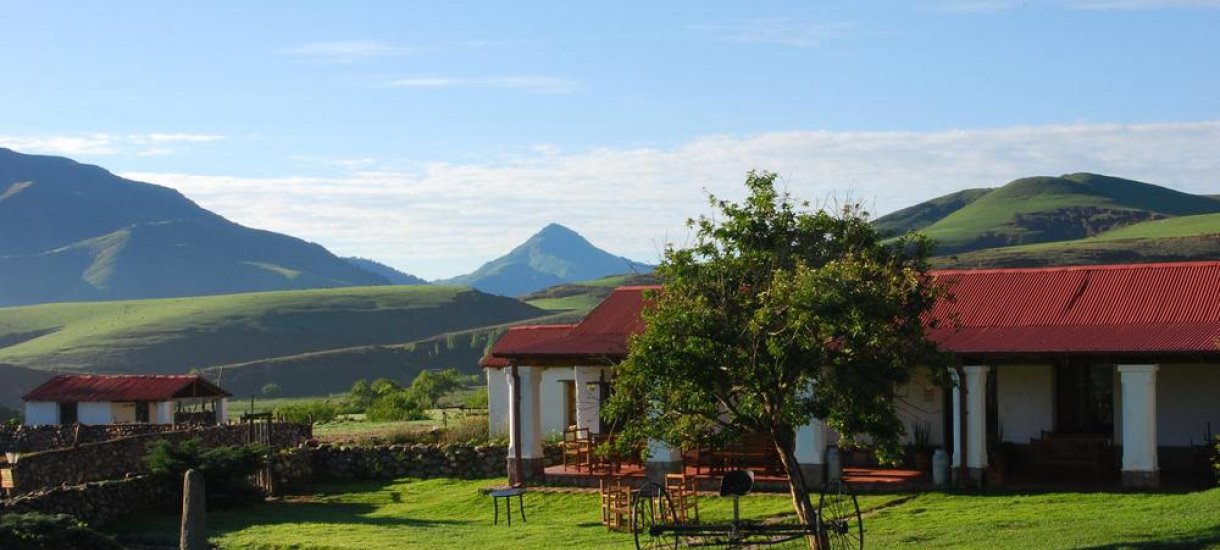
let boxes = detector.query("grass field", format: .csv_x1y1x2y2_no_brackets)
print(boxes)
109,477,1220,549
0,285,545,378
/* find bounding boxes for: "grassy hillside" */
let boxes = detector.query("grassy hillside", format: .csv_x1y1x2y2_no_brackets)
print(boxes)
203,311,585,398
936,212,1220,268
0,285,548,377
917,173,1220,254
873,188,991,236
521,273,660,312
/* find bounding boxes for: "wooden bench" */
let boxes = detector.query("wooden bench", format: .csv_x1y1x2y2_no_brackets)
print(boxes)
688,433,783,476
1030,431,1115,482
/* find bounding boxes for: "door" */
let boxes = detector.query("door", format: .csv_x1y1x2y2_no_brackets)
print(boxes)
1055,362,1114,435
563,381,577,429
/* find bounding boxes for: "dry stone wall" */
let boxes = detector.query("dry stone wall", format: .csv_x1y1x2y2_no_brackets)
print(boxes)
0,475,177,526
0,424,180,454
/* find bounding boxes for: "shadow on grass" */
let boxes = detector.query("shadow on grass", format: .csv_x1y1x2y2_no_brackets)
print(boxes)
1075,525,1220,550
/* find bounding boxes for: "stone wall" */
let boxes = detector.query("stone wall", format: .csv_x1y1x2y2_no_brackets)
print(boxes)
271,443,563,484
0,475,177,526
0,422,312,455
7,423,310,494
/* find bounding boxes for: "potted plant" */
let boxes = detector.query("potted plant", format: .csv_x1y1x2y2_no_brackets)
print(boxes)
910,421,933,472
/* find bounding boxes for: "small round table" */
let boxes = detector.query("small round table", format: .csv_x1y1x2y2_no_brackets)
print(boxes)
490,487,527,525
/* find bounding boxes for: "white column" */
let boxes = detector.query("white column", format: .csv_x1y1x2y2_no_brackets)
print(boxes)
154,401,174,424
573,366,603,434
1118,364,1159,487
214,398,229,425
507,366,544,461
951,370,962,468
795,417,828,487
963,366,989,471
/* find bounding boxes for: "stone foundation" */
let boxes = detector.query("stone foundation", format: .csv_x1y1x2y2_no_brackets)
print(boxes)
1121,469,1160,489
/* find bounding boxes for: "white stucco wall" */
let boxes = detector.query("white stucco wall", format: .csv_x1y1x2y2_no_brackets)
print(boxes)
895,368,948,448
78,402,113,425
487,369,510,437
996,364,1055,444
1157,364,1220,446
23,401,58,426
154,401,174,424
539,367,571,438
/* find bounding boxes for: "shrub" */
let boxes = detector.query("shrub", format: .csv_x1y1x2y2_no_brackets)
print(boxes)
464,387,489,409
145,439,268,504
1213,435,1219,485
365,390,427,422
274,400,340,424
0,513,123,550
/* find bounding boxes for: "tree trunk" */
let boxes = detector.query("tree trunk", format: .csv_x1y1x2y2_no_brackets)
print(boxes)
773,428,820,550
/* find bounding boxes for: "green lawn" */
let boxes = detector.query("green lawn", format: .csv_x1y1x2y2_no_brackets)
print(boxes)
109,477,1220,549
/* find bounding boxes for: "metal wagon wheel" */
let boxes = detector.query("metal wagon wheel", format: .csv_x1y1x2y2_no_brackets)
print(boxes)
817,480,863,550
633,482,681,550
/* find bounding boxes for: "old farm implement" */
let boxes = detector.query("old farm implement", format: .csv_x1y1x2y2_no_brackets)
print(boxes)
632,470,863,549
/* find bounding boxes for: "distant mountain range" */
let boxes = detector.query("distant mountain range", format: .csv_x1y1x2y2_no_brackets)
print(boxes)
344,257,429,285
873,172,1220,267
0,148,388,306
436,223,653,296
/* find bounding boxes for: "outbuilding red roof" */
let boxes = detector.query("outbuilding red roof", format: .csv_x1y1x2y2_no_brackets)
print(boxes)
480,324,577,368
488,262,1220,364
23,374,231,402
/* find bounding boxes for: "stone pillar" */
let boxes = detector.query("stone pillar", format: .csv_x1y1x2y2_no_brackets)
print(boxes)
214,398,228,425
794,418,827,488
1118,364,1159,488
645,440,683,483
951,368,990,485
507,366,545,482
573,366,603,434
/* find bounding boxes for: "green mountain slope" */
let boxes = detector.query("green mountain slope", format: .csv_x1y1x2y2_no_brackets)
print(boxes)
437,223,653,297
917,173,1220,254
0,286,548,378
202,311,584,398
521,273,661,312
936,212,1220,268
0,148,387,306
344,257,429,285
874,188,991,236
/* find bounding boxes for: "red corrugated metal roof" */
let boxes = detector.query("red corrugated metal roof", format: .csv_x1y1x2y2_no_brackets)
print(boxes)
480,324,577,368
928,261,1220,355
491,262,1220,362
493,286,658,360
23,374,231,402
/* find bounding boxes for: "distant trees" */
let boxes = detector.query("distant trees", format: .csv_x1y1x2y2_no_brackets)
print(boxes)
353,369,478,422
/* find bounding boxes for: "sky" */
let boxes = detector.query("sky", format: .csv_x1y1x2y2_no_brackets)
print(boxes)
2,1,1219,279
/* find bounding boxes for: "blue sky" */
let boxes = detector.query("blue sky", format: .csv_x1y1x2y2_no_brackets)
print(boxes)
2,1,1219,278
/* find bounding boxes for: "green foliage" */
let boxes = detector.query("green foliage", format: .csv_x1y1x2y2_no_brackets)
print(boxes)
1213,435,1219,485
408,368,473,408
274,399,340,424
0,513,123,550
439,415,491,445
606,172,952,490
145,438,267,499
364,390,426,422
464,387,489,409
352,370,477,422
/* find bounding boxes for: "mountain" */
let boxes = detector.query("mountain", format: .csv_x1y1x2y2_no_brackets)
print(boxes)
0,148,387,306
0,285,549,404
521,273,661,312
437,223,653,296
344,257,429,285
891,173,1220,255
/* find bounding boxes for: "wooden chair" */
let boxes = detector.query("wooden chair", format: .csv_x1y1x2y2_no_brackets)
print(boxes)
664,473,699,524
599,475,632,531
562,426,593,472
0,467,14,497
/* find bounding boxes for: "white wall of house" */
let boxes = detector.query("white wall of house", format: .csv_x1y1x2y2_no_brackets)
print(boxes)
996,364,1055,444
539,368,570,437
895,368,948,448
154,401,174,424
23,401,58,426
487,369,509,437
77,402,113,425
1157,364,1220,446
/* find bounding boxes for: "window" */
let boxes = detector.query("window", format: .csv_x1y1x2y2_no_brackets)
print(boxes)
1055,362,1114,435
136,402,150,423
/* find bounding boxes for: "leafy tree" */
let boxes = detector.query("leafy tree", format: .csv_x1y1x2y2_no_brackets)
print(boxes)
365,390,426,422
348,379,376,411
604,172,951,535
408,368,472,408
370,378,402,396
274,400,340,424
145,438,268,504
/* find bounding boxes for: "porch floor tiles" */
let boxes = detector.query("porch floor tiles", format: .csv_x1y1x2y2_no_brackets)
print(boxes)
541,464,930,493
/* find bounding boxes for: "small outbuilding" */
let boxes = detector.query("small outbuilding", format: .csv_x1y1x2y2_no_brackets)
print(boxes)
22,374,231,426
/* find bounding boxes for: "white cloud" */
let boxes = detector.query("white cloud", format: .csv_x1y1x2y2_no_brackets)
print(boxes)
690,18,852,47
121,121,1220,280
386,75,581,94
279,40,416,63
0,133,226,157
